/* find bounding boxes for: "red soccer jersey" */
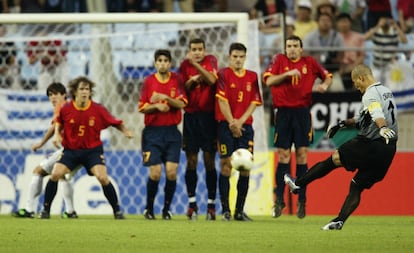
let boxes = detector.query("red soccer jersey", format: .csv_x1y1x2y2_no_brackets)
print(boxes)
178,54,218,113
215,67,262,125
263,54,330,108
138,72,187,126
57,100,123,150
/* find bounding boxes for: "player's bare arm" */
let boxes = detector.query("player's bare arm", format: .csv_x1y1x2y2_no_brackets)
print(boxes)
52,123,62,149
234,103,258,128
114,124,134,139
189,60,217,86
32,124,55,151
316,75,333,93
265,69,301,87
184,74,202,90
218,98,242,138
139,102,170,113
150,92,186,109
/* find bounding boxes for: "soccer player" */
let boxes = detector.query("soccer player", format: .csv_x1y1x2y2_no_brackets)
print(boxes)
216,42,262,221
139,49,187,220
13,82,78,218
263,35,332,219
39,76,133,219
284,64,398,230
178,38,218,220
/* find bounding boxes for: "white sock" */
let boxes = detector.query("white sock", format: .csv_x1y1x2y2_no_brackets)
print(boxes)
61,179,75,213
25,175,42,213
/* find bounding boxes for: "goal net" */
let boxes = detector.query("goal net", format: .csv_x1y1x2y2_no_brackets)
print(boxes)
0,13,279,215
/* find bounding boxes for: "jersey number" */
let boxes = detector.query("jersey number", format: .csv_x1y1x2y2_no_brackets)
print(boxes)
388,101,396,124
291,75,299,86
78,125,85,136
237,91,244,102
220,144,228,156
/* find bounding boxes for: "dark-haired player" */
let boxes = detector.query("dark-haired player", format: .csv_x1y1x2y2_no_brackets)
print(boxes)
139,49,187,220
216,42,262,221
14,82,78,218
179,38,218,220
263,35,332,219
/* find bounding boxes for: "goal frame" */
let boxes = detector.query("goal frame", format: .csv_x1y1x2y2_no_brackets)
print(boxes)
0,12,249,44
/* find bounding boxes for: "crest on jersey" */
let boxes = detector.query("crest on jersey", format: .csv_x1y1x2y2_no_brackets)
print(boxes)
170,87,176,98
302,65,307,74
89,116,95,127
246,82,252,92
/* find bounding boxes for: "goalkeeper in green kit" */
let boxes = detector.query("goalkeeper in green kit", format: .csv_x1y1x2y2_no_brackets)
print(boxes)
284,64,398,230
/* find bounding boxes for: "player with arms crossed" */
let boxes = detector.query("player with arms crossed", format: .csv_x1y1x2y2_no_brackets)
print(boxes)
39,76,133,219
139,49,187,220
216,43,262,221
285,64,398,230
14,82,78,218
263,35,332,219
178,38,218,220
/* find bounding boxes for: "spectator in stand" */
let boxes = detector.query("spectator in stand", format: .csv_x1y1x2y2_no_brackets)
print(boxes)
336,12,366,90
18,0,45,12
366,0,392,31
397,0,414,33
62,0,88,12
250,0,287,68
331,0,367,32
364,15,407,82
249,0,287,32
27,31,69,91
194,0,226,12
304,12,345,91
294,0,318,40
0,25,19,89
316,0,336,17
163,0,193,12
0,0,10,12
125,0,160,12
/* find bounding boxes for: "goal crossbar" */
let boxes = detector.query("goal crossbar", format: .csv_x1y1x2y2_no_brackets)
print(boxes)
0,12,249,44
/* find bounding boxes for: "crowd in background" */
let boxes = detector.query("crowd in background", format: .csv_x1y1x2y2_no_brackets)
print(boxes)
0,0,413,92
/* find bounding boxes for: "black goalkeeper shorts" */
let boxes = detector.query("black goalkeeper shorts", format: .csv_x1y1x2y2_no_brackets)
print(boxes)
338,136,396,189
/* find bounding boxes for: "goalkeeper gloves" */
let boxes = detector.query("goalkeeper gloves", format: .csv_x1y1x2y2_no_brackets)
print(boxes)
379,127,395,144
326,120,346,138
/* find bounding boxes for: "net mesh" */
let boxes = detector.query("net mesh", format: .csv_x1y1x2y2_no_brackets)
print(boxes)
0,14,275,215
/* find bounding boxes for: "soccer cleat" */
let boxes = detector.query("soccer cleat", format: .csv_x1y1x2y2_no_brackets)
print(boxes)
206,208,216,221
143,209,155,220
186,207,198,221
162,210,172,220
297,201,306,219
222,211,231,221
38,210,50,219
284,173,300,194
272,200,285,218
321,221,344,230
61,211,78,219
234,211,253,222
13,209,35,218
114,211,125,220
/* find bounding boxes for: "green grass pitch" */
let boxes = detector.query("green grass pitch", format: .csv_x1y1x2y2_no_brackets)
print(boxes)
1,215,413,253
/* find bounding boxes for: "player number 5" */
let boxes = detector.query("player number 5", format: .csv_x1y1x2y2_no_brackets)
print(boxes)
78,125,85,136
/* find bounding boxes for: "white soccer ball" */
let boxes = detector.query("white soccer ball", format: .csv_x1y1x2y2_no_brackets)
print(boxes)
231,148,254,171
